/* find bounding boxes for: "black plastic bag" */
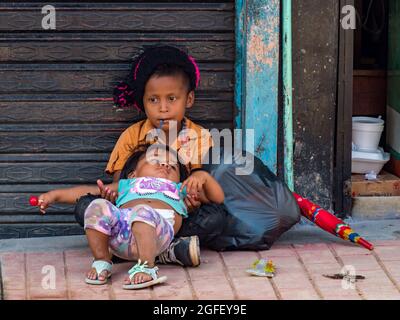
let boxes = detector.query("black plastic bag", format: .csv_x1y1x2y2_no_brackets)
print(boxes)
176,203,229,245
74,193,101,227
186,147,301,251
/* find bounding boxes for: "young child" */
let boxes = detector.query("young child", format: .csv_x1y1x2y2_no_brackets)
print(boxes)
37,143,224,289
75,45,215,267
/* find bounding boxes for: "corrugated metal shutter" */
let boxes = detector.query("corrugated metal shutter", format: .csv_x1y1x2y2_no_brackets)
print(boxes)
0,1,235,239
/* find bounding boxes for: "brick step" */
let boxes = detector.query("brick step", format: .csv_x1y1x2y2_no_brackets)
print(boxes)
2,242,400,300
352,196,400,219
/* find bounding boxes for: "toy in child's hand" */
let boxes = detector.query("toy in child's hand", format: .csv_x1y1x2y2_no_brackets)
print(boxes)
29,196,39,206
246,259,275,278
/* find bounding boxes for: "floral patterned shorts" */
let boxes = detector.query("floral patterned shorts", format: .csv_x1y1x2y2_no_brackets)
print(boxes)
84,199,174,261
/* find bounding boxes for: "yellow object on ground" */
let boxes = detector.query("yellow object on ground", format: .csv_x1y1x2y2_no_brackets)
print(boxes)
246,259,276,278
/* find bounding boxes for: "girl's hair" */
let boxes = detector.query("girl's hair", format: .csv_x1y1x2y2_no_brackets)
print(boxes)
113,45,200,111
151,63,191,91
120,143,189,182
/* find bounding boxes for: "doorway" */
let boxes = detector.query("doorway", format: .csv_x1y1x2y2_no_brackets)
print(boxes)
338,0,400,217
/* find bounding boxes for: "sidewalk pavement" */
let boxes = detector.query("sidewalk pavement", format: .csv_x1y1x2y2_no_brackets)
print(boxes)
1,218,400,300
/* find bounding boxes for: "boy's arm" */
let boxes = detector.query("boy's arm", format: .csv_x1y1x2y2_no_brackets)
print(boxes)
113,171,121,182
200,173,224,204
182,171,224,204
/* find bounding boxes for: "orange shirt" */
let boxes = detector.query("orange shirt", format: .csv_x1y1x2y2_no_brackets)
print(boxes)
105,117,214,175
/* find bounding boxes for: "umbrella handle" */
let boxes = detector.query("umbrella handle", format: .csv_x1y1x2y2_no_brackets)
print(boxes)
358,238,374,251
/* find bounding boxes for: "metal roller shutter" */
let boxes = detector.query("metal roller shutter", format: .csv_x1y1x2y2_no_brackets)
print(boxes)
0,1,235,238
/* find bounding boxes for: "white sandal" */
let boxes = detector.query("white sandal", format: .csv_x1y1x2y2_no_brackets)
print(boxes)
85,260,112,285
123,259,167,290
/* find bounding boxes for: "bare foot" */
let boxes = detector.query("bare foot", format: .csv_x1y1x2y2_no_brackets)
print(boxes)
124,272,152,285
86,261,112,281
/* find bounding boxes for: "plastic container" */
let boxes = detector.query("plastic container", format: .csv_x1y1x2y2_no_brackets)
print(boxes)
351,147,390,174
352,116,384,151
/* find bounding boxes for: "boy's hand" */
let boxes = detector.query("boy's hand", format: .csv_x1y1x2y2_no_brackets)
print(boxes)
181,170,209,201
97,179,118,204
37,192,57,214
184,195,201,212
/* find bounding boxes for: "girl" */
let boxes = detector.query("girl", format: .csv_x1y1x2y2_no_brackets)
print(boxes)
38,143,224,289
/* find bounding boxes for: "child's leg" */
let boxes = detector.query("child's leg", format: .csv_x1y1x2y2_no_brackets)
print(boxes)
84,198,119,281
125,205,174,285
127,222,157,284
86,229,112,281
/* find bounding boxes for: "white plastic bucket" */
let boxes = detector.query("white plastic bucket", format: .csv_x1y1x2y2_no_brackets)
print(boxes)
352,116,384,151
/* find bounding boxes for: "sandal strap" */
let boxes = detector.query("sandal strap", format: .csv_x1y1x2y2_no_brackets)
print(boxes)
127,259,159,281
92,260,112,275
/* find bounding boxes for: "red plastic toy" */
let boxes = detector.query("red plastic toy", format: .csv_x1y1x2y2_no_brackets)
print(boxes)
29,196,39,206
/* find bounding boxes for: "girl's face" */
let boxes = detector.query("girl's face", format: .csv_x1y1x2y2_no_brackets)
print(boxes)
128,147,181,182
143,73,194,133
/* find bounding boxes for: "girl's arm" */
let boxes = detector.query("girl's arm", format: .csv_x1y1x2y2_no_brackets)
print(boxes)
182,171,224,204
38,180,118,214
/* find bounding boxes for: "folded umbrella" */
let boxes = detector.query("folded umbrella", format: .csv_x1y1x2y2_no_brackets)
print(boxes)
293,193,374,251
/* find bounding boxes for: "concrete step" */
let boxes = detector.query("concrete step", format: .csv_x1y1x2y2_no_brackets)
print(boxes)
352,196,400,220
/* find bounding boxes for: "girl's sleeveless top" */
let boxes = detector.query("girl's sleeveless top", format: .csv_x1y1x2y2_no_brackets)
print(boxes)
116,177,188,217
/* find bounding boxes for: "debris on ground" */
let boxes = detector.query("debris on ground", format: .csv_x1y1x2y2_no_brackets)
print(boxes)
246,259,276,278
323,273,365,281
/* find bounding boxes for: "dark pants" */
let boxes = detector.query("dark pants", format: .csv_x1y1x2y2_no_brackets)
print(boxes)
74,194,227,248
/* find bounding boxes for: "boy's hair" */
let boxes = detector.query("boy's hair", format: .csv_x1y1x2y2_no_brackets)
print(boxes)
120,143,189,182
113,45,200,111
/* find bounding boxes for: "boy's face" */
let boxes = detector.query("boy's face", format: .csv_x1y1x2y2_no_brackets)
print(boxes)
143,73,194,133
128,147,180,182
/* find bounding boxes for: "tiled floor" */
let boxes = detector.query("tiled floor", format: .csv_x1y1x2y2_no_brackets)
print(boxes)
1,240,400,300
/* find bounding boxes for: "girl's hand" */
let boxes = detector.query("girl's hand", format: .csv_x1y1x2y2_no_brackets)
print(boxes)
181,171,209,199
37,191,57,214
97,179,118,204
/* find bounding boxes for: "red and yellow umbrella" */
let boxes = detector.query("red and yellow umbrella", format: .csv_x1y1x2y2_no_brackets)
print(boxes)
293,193,374,251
